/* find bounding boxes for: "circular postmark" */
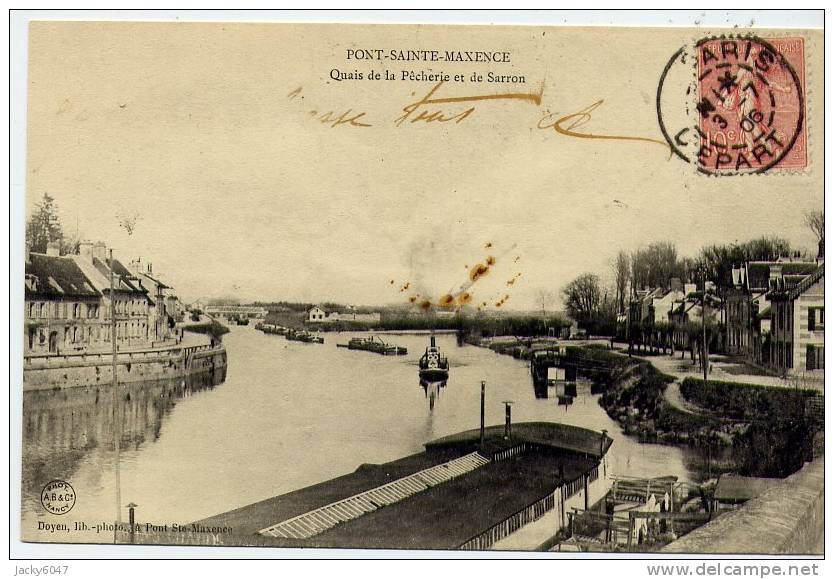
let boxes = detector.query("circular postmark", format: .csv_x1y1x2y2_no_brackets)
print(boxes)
657,35,805,175
41,480,76,515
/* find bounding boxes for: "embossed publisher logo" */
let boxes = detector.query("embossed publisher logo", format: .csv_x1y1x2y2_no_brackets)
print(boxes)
41,480,75,515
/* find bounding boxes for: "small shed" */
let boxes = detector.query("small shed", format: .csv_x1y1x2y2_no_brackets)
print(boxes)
713,474,780,511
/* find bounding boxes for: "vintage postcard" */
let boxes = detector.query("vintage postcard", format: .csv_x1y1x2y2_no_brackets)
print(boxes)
18,18,823,556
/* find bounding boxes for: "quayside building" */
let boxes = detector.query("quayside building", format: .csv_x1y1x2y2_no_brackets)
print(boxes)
191,422,613,550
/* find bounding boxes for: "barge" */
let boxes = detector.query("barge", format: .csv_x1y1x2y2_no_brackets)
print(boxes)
340,336,407,355
286,329,324,344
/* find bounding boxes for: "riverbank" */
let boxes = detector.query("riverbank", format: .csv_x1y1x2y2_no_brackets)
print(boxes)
464,335,821,478
22,330,227,391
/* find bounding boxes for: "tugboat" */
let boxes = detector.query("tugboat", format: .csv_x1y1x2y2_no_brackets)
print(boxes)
418,336,449,381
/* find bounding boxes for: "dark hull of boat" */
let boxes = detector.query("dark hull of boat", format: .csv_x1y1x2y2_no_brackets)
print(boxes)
419,368,449,381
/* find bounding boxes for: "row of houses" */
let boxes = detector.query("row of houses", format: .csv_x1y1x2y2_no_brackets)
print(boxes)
307,305,381,324
625,278,723,351
625,246,824,377
24,240,183,356
726,253,824,376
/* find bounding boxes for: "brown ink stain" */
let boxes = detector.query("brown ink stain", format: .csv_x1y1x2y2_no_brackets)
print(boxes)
485,242,493,249
419,299,432,312
458,292,473,305
486,256,496,266
408,296,418,304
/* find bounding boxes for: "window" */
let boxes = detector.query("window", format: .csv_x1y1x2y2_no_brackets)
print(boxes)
28,303,35,318
806,345,824,370
808,307,824,331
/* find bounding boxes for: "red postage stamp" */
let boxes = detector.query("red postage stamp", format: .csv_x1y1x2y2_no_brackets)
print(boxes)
695,36,806,174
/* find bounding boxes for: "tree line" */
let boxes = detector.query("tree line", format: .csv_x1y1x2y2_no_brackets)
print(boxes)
561,210,824,335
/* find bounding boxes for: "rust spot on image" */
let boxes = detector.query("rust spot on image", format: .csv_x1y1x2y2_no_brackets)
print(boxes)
469,263,490,282
439,294,455,307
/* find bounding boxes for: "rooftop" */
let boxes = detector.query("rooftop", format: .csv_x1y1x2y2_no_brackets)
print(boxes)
714,474,781,503
92,257,147,294
196,422,609,549
25,252,100,299
745,261,818,292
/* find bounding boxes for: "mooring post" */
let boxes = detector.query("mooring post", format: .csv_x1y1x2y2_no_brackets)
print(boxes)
584,474,590,510
127,502,137,544
502,401,513,440
479,380,485,445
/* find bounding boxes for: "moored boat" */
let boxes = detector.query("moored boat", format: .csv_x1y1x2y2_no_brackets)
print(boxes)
343,336,407,355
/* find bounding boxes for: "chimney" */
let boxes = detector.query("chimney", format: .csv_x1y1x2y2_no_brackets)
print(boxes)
92,241,107,261
669,278,682,293
78,241,93,262
46,240,60,257
130,257,142,275
817,239,825,264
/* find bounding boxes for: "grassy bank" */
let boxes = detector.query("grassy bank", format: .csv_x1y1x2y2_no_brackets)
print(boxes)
679,378,817,421
679,378,819,477
468,336,815,477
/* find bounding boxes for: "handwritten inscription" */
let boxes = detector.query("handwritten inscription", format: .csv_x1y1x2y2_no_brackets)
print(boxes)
288,87,372,128
395,81,542,127
288,83,670,151
538,100,669,148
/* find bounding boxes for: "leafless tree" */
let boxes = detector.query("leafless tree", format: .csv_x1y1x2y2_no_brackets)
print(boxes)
561,273,602,325
610,251,630,314
804,210,824,243
534,288,555,317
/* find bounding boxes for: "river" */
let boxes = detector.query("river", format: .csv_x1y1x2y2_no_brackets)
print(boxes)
21,325,720,543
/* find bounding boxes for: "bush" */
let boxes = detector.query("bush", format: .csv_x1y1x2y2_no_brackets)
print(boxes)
679,378,815,421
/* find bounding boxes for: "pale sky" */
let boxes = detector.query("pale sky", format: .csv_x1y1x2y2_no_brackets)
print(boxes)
26,22,823,308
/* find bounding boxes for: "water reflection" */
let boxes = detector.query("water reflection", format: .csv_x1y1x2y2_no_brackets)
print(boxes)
22,369,225,538
21,326,724,544
419,379,447,411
